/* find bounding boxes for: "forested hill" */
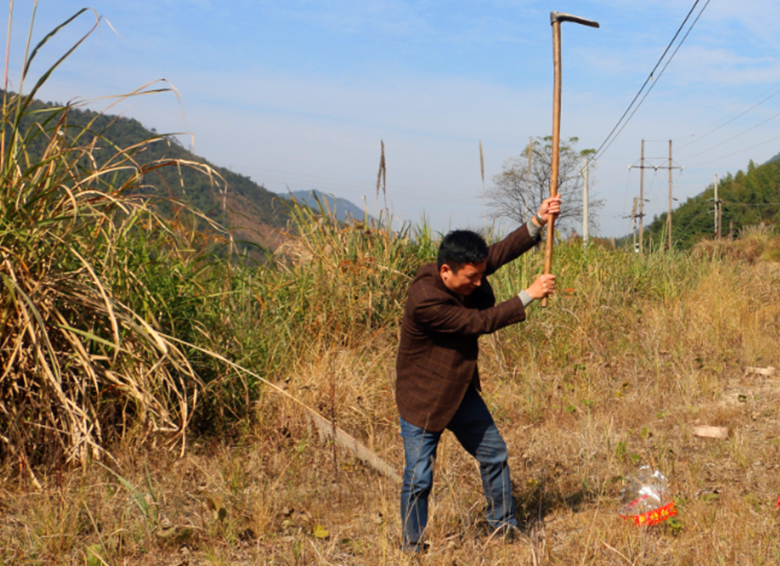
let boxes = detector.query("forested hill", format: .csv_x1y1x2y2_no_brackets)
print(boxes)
645,158,780,249
14,96,287,248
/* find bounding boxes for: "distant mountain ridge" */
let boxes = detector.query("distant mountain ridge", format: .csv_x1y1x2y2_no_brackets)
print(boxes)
15,94,288,250
280,190,373,223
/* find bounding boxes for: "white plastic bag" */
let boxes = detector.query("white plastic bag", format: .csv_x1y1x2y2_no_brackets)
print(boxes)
619,466,676,526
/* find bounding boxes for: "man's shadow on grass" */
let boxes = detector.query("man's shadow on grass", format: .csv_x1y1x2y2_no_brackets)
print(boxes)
513,475,597,529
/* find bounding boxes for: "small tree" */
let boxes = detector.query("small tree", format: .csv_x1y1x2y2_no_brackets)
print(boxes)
487,136,603,234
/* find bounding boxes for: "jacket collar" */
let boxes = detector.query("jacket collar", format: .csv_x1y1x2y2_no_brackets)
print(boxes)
418,262,468,304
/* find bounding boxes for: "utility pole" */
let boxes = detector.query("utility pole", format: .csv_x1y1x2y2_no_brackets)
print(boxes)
667,140,673,250
582,157,589,247
480,140,486,232
527,135,533,188
527,136,533,214
640,139,645,252
528,136,540,249
714,174,721,239
628,139,683,252
631,197,638,252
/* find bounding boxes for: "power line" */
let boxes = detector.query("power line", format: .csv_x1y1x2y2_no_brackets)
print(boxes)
593,0,709,161
676,84,780,152
679,107,780,161
599,0,712,162
687,132,780,167
612,7,712,161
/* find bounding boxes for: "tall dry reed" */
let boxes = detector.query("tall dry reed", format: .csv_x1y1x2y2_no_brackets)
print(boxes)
0,7,227,474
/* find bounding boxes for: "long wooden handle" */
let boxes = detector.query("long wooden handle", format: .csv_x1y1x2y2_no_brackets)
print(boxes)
541,20,562,309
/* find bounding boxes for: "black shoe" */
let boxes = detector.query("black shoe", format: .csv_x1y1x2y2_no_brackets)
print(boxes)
400,541,430,553
491,525,530,544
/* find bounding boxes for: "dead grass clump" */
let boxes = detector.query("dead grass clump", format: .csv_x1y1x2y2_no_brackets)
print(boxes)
0,9,232,474
692,237,763,263
692,224,780,264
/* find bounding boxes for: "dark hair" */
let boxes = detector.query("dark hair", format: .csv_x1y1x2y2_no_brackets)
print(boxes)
437,230,488,272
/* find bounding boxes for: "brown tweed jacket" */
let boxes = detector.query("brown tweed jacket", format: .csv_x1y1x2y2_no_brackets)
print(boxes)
395,223,540,432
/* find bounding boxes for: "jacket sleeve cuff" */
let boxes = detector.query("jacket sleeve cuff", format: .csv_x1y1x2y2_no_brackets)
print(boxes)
527,218,543,239
518,289,534,307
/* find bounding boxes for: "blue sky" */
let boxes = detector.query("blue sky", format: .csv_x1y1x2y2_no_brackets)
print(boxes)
6,0,780,236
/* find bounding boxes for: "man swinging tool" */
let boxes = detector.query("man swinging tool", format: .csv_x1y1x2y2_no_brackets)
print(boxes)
394,195,559,551
395,10,598,551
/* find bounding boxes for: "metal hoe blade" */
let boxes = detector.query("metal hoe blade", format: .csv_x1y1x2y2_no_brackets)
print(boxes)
550,11,600,28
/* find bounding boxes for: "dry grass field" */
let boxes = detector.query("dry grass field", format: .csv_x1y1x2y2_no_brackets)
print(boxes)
3,232,779,566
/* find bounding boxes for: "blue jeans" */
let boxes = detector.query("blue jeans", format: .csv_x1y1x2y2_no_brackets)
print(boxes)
399,386,519,546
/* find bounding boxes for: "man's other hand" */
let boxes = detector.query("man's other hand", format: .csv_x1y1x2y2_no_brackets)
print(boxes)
537,195,562,224
526,274,557,300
